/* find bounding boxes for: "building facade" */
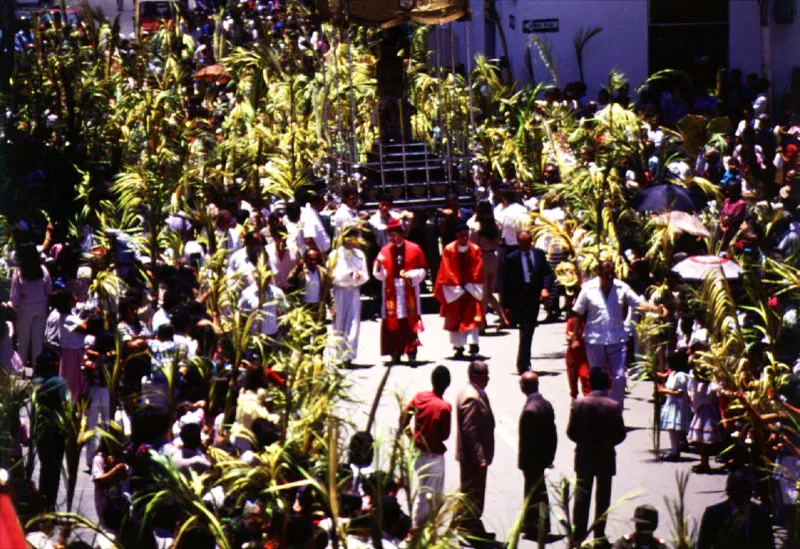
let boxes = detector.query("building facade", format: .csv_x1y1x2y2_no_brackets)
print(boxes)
440,0,799,112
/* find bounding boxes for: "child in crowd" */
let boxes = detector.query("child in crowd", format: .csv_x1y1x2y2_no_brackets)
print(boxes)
565,311,590,399
83,313,114,470
657,350,692,461
54,289,89,400
687,361,724,473
91,439,128,527
720,156,742,188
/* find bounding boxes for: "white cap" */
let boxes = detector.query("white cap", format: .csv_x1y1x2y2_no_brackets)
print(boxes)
184,241,205,262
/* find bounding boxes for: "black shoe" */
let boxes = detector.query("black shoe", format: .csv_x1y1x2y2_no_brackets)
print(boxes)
469,344,479,356
658,453,680,462
390,353,401,364
454,347,465,359
407,352,417,365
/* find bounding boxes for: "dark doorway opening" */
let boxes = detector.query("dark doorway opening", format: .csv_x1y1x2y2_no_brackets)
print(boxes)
648,0,729,90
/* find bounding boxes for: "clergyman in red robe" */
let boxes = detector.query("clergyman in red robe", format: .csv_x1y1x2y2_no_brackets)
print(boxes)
373,217,428,364
434,223,484,358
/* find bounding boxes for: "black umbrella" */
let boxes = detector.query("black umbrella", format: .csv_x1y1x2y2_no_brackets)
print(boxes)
631,183,707,213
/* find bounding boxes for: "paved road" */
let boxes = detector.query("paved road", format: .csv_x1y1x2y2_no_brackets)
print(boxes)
340,304,728,547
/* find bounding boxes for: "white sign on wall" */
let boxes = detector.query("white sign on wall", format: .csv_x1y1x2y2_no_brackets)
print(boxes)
522,18,559,33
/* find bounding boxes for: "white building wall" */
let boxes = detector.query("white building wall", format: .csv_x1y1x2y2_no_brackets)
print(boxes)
446,0,648,100
729,0,761,80
439,1,799,112
768,6,800,102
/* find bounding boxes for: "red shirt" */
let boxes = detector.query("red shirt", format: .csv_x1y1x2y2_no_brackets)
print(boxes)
407,391,452,455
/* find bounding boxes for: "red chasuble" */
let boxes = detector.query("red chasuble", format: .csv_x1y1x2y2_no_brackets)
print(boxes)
433,241,484,332
375,240,428,332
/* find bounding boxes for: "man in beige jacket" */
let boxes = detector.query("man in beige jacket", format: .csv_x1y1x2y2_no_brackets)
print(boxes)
456,360,496,540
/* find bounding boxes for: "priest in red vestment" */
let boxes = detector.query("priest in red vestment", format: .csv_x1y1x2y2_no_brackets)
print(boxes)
373,218,429,364
434,223,485,358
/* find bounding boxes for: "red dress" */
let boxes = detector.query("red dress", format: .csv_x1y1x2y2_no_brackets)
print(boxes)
565,316,590,398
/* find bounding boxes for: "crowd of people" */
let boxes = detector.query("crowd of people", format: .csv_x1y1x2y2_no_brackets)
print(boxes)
2,1,800,547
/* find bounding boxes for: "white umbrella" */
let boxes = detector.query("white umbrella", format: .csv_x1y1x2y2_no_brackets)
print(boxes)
671,255,743,280
656,211,710,237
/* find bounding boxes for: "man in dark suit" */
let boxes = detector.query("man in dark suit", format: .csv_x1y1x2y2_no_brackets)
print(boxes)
518,372,558,542
456,360,496,540
697,471,774,549
567,369,626,546
502,230,554,374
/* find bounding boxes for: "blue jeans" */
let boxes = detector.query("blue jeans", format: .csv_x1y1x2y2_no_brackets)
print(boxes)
585,342,627,405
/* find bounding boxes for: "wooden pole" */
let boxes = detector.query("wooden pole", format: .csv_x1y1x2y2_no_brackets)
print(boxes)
465,18,476,148
332,31,345,159
344,0,359,165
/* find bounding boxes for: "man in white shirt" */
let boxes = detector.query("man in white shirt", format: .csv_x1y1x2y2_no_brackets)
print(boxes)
214,209,242,257
238,276,287,340
647,119,665,152
288,249,329,316
368,193,403,249
571,260,666,405
151,289,182,333
329,230,370,365
735,105,757,140
283,201,307,257
331,186,363,242
753,77,769,117
495,185,528,302
301,192,332,254
227,231,265,279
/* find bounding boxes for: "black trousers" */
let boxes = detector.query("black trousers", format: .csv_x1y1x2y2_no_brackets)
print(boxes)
516,293,540,373
37,434,66,509
522,468,551,536
573,472,613,543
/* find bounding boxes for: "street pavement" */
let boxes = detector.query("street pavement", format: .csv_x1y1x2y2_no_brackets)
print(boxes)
340,301,729,547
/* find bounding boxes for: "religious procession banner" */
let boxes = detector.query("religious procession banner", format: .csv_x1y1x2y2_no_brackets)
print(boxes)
317,0,468,28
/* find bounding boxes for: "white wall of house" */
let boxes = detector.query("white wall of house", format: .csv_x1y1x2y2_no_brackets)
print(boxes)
439,0,800,111
766,4,800,102
495,0,648,99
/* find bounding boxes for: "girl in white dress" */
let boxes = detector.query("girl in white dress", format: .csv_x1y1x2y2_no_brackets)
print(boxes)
658,351,692,461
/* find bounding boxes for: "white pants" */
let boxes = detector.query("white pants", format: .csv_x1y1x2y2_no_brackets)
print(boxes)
332,287,362,361
15,302,47,365
449,328,479,348
413,451,445,528
85,385,110,468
